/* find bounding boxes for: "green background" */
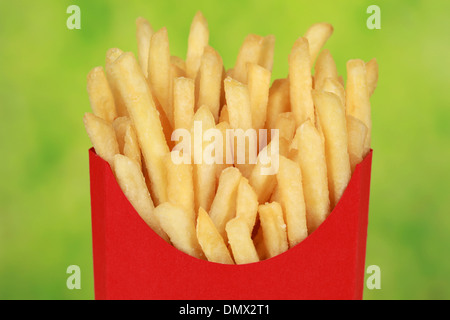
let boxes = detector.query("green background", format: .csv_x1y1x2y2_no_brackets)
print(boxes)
1,0,449,300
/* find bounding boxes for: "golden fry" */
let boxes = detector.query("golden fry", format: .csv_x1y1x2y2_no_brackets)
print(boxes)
196,46,223,121
290,120,330,234
84,112,119,168
136,17,154,78
346,114,368,172
313,90,351,208
209,167,242,242
346,59,372,154
109,52,169,205
304,22,334,64
114,154,168,242
277,156,308,247
258,202,288,258
87,66,117,123
148,27,173,127
196,207,234,264
154,202,203,259
226,217,260,264
289,37,314,127
186,11,209,79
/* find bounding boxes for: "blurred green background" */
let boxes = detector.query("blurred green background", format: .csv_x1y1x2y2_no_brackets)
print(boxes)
1,0,449,300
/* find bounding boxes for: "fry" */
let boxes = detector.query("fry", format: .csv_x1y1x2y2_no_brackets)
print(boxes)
304,22,334,64
224,76,255,176
123,123,142,169
346,59,372,154
273,112,296,142
226,217,260,264
186,11,209,80
248,139,279,204
173,77,195,131
109,52,169,205
105,47,123,67
196,46,223,121
265,78,290,130
253,225,268,260
346,114,368,172
154,202,203,259
191,105,217,212
136,17,154,78
366,58,379,97
209,167,242,242
112,116,131,153
259,34,276,72
277,155,308,247
313,90,351,208
113,154,168,242
87,66,117,123
224,77,252,130
83,112,119,168
322,76,345,106
289,37,314,127
235,177,258,232
258,202,288,259
290,120,330,234
165,153,195,221
148,27,173,127
196,207,234,264
233,34,264,84
247,63,271,130
314,49,338,90
104,49,129,118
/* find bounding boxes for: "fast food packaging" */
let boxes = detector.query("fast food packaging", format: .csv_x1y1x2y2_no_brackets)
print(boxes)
88,148,373,300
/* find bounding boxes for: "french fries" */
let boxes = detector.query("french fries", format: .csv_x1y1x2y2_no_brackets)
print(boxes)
366,58,379,97
209,167,242,242
277,156,308,247
191,105,217,212
114,154,168,242
314,49,338,91
148,27,173,127
247,63,271,130
232,34,264,84
313,90,352,208
195,46,223,121
196,207,234,264
87,66,117,123
154,202,203,259
289,37,314,127
258,202,288,259
173,76,195,131
290,120,330,233
135,17,153,78
346,115,368,173
85,12,376,264
84,112,119,168
108,52,169,205
304,22,334,64
226,217,259,264
186,11,209,80
346,59,372,155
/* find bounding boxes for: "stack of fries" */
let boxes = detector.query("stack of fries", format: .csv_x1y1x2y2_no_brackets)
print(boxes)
84,12,378,264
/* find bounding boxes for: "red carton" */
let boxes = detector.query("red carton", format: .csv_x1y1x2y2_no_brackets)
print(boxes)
89,148,373,300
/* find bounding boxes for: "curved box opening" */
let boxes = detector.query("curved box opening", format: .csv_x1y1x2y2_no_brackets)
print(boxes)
89,148,373,300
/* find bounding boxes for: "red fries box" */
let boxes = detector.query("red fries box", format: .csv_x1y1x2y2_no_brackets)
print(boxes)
89,148,373,300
